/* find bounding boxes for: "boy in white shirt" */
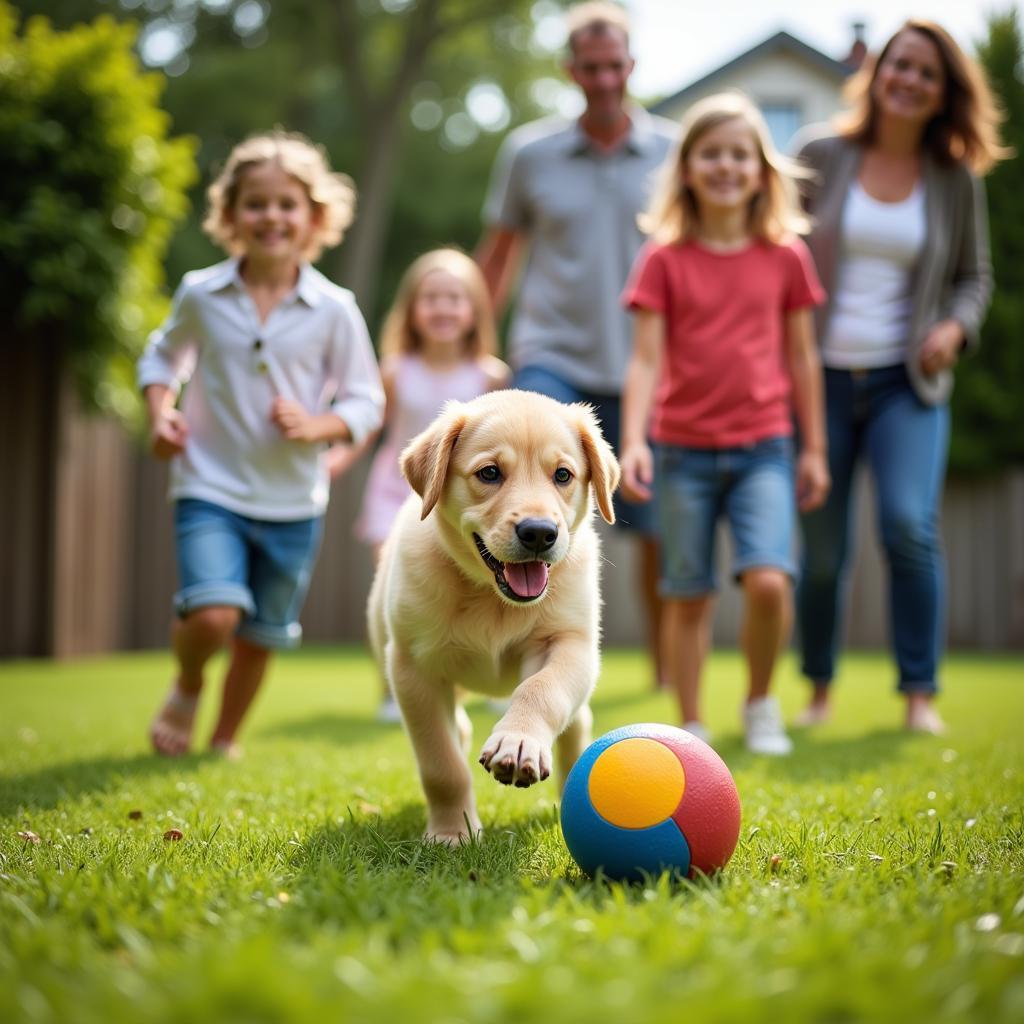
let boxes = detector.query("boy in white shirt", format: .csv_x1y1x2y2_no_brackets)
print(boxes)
137,131,384,758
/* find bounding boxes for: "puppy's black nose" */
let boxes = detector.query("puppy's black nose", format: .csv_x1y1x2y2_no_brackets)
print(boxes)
515,518,558,554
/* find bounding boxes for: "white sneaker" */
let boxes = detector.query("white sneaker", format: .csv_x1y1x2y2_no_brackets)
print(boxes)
742,697,793,756
681,721,711,745
376,696,403,724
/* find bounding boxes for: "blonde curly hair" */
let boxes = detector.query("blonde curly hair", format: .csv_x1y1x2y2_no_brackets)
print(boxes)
203,130,356,261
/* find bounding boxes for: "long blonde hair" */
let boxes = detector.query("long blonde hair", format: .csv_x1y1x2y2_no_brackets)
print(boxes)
641,92,810,245
203,130,356,261
378,248,498,361
835,20,1010,175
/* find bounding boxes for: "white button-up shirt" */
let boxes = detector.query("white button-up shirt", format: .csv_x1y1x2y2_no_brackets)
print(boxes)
137,259,384,520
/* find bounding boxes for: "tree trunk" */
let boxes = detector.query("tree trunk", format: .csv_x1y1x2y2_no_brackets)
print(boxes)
336,104,406,317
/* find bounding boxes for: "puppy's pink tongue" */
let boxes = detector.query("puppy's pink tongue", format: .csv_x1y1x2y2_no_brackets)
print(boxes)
504,561,549,598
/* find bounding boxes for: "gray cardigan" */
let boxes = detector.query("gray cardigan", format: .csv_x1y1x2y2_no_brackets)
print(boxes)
797,131,992,405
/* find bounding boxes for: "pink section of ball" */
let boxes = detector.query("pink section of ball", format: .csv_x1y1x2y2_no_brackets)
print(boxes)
657,735,741,875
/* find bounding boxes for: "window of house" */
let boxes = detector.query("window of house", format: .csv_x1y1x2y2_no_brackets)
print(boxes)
759,102,803,151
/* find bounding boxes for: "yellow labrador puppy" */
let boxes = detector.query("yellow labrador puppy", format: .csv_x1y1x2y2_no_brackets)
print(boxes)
367,390,620,843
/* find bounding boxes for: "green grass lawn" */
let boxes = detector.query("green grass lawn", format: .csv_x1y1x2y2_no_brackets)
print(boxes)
1,647,1022,1023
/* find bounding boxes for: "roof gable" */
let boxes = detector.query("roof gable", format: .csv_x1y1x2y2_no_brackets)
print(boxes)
651,30,853,114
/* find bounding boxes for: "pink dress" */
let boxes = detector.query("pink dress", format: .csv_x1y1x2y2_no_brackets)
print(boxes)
356,354,492,544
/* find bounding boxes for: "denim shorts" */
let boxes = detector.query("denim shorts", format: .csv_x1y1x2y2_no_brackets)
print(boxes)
655,437,796,596
173,498,323,649
512,364,656,536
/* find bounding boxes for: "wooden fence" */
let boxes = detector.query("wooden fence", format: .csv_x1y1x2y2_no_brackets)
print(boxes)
4,387,1023,657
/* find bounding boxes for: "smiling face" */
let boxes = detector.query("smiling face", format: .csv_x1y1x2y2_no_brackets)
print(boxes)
453,417,583,603
872,29,946,130
410,269,477,359
400,391,619,607
227,161,319,266
567,27,634,127
683,117,764,214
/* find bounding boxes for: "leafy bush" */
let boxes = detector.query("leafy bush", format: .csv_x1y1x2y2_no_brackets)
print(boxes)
0,1,195,418
949,10,1024,475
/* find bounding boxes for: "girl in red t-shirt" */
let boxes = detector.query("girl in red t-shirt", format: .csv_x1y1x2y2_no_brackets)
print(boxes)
620,92,830,755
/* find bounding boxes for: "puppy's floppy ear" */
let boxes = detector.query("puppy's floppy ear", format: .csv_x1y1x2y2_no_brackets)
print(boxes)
574,404,621,524
400,402,467,519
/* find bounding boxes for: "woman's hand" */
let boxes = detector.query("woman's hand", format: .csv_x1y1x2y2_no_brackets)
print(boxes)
796,449,830,513
919,320,964,375
619,442,655,503
150,408,188,459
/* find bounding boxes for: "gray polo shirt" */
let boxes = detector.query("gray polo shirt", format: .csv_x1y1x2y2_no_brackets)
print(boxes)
483,107,677,394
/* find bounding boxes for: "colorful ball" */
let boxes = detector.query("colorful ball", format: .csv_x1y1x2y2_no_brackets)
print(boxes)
560,723,742,881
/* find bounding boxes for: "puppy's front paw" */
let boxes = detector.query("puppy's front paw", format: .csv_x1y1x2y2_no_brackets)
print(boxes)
479,731,552,787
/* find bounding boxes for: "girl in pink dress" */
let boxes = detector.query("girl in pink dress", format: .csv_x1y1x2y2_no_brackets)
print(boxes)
343,249,508,718
356,248,508,553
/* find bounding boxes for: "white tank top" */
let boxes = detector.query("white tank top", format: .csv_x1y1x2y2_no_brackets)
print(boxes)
822,180,926,369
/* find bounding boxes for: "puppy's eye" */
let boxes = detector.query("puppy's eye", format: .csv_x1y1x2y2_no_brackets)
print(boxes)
476,465,502,484
553,467,573,485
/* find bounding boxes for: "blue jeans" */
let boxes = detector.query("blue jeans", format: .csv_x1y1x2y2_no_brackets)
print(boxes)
797,366,949,694
512,364,656,535
173,498,323,650
656,437,796,596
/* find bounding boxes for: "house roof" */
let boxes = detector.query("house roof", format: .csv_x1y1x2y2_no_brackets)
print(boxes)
650,29,854,114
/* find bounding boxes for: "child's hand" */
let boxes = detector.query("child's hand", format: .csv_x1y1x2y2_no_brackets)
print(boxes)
324,443,360,480
620,442,654,503
796,450,830,512
151,408,188,460
271,397,315,442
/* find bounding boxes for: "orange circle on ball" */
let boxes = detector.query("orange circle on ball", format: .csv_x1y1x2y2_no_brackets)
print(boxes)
588,738,686,828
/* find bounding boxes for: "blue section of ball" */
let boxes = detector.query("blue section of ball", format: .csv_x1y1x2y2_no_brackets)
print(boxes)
560,725,692,881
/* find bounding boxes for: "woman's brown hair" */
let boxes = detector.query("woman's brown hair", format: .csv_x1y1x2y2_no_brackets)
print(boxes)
835,20,1010,175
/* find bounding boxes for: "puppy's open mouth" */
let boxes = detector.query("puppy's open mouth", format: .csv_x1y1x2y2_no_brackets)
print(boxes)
473,534,549,603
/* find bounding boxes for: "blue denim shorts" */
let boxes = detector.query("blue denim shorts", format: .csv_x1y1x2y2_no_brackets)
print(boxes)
655,437,796,596
173,498,323,649
512,364,656,535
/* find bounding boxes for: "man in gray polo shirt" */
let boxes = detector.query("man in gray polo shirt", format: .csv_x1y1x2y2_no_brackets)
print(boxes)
476,1,676,684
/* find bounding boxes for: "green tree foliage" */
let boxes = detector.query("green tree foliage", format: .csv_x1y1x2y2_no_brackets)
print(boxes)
158,0,561,322
13,0,566,329
0,1,195,417
949,9,1024,475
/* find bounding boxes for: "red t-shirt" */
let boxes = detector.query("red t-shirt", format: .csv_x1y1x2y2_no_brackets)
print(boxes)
623,238,825,448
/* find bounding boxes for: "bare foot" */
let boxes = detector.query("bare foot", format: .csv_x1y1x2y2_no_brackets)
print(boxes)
209,738,243,761
149,687,199,756
795,683,831,727
906,696,946,735
794,701,831,727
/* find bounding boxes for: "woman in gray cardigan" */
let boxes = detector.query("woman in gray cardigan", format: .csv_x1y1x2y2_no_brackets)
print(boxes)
795,20,1007,734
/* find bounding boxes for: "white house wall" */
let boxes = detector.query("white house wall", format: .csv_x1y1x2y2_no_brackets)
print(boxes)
656,52,845,150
